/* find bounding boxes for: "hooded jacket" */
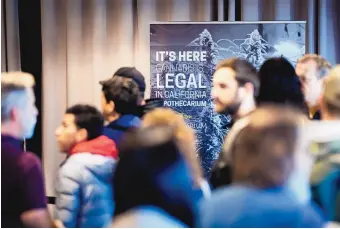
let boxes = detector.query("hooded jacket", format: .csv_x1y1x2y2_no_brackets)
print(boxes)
103,114,141,146
55,135,118,228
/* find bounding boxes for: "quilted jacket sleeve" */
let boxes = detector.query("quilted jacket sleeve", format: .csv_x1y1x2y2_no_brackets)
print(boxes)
55,162,82,228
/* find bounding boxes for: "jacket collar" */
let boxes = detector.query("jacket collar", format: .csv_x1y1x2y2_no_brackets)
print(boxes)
69,135,118,159
107,114,141,129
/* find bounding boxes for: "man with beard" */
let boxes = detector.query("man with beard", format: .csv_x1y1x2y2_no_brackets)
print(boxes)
212,58,259,120
209,58,259,189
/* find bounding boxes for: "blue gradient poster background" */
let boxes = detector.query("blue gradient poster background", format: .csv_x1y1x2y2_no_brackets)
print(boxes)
150,22,306,176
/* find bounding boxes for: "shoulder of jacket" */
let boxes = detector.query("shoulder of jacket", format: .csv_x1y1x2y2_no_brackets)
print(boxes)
59,154,92,179
69,153,116,164
62,153,116,172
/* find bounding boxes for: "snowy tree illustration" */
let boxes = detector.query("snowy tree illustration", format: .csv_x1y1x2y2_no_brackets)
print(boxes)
188,29,231,176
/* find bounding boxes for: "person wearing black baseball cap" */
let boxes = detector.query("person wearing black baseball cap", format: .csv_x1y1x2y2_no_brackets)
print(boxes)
113,67,164,117
100,76,142,145
114,67,146,100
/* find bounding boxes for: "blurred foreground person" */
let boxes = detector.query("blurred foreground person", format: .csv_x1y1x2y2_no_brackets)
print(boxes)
55,105,117,227
199,105,324,227
112,207,186,228
113,126,198,227
257,57,315,204
295,54,331,119
257,57,307,114
310,65,340,222
210,58,259,189
142,108,211,199
1,72,54,227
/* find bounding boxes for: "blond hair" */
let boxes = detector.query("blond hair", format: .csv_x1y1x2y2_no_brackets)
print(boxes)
323,65,340,115
1,71,35,121
298,54,331,79
142,108,203,184
328,65,340,78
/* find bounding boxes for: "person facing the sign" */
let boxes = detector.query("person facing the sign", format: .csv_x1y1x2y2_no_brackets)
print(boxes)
100,76,142,145
142,108,211,200
112,66,165,117
257,57,307,114
113,67,146,104
112,126,198,227
211,58,259,120
295,54,331,120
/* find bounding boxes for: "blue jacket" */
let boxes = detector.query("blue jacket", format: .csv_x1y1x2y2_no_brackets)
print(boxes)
55,136,118,228
111,206,187,228
103,114,141,145
199,185,325,228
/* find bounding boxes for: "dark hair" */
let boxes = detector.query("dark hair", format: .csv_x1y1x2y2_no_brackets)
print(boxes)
114,67,146,98
257,57,307,113
100,76,140,115
216,58,260,96
66,104,104,140
113,126,196,227
230,105,299,188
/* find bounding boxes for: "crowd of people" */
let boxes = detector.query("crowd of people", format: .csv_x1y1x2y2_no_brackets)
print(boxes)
2,54,340,228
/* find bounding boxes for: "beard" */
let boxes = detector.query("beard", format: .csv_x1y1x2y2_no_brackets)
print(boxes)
221,101,242,117
216,90,242,117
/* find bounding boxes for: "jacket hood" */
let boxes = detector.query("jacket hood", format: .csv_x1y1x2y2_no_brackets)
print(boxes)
70,135,118,159
107,114,141,129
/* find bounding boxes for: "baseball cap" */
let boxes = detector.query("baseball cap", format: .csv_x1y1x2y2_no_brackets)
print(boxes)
324,65,340,108
113,67,146,93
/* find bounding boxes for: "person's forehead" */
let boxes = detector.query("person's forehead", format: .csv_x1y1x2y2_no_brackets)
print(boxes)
213,67,236,83
63,113,75,123
300,59,318,69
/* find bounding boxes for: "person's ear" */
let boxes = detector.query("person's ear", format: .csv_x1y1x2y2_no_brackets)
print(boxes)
10,107,20,123
107,100,115,113
75,128,88,142
243,82,254,95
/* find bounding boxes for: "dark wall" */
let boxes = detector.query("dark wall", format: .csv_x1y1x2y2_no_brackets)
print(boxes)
18,0,43,159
